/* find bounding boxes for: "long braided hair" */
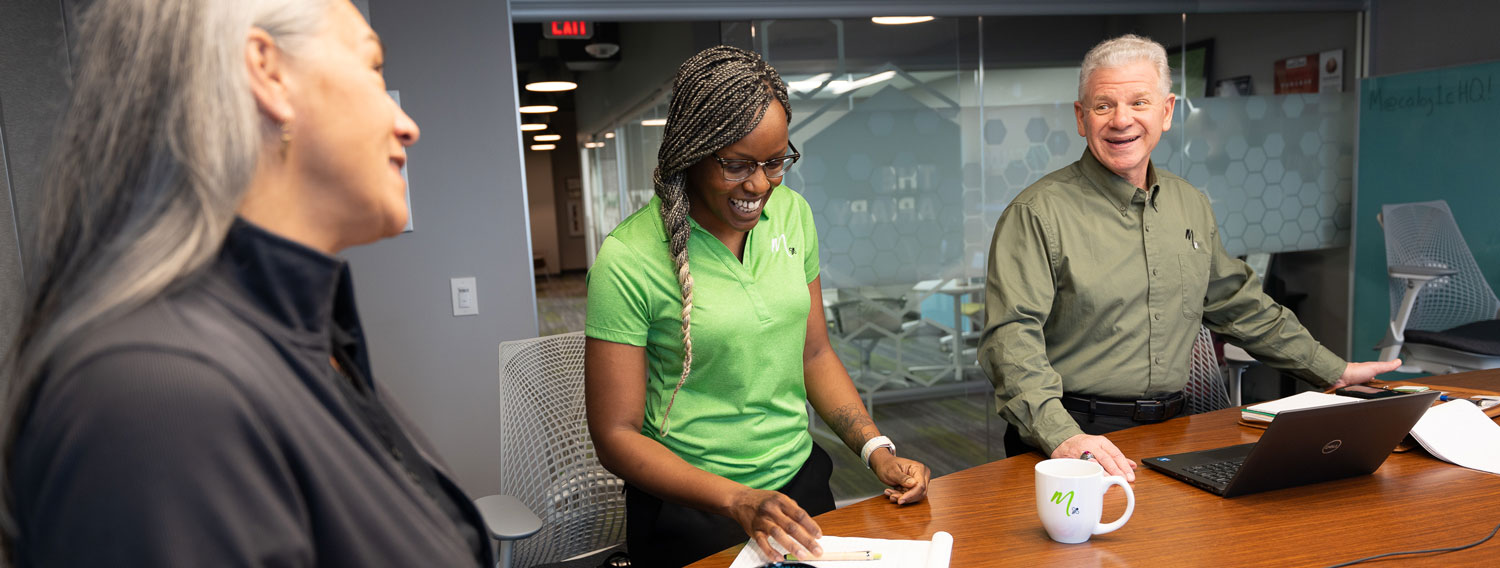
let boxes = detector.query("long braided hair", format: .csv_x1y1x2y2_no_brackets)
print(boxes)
652,46,791,435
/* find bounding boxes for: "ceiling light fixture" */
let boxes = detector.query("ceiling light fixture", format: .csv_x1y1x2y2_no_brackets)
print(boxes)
787,73,833,94
526,80,577,93
640,118,667,126
521,122,546,131
871,16,935,25
531,143,557,151
831,70,897,95
525,58,577,92
519,104,559,113
534,134,562,142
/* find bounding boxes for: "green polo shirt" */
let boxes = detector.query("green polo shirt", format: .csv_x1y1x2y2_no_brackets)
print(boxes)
980,150,1347,455
586,186,821,491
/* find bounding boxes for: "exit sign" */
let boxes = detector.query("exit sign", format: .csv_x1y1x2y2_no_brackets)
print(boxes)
544,21,592,39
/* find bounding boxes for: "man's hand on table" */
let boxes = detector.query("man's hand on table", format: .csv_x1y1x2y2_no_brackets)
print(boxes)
1330,359,1404,389
1052,434,1137,482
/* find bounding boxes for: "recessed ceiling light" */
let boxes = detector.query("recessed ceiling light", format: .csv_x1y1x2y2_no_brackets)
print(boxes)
871,16,934,25
519,104,559,113
520,123,546,131
640,118,667,126
604,132,615,139
531,144,557,151
534,134,562,142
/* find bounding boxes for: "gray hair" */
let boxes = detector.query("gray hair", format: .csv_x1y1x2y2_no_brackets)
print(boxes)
651,45,790,435
1078,34,1173,102
1,0,329,555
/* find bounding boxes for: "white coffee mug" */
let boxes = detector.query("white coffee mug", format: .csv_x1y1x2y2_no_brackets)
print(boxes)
1034,458,1135,544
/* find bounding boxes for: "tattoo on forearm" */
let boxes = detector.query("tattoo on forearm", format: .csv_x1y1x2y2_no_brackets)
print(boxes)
827,402,878,450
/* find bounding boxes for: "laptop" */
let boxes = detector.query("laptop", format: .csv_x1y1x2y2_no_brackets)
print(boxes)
1143,390,1439,497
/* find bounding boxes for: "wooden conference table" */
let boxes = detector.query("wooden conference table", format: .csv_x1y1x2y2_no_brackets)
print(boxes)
691,370,1500,567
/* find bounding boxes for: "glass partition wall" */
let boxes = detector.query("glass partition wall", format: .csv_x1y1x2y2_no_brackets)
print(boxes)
577,12,1361,503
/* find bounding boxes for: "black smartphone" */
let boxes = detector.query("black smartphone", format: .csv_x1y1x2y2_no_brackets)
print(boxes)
1335,385,1406,399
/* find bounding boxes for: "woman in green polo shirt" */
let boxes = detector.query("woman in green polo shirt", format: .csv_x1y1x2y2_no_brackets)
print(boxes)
585,46,932,567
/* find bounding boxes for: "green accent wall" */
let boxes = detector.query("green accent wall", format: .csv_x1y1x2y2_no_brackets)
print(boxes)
1352,60,1500,361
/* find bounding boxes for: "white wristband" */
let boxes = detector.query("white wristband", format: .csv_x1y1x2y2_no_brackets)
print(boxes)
860,436,895,469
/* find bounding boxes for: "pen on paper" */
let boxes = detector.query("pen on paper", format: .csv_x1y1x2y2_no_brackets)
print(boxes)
785,551,882,561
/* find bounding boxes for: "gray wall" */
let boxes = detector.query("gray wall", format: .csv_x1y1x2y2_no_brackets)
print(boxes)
1369,0,1500,77
549,111,587,272
526,145,559,274
0,0,77,384
351,0,537,498
1135,12,1360,95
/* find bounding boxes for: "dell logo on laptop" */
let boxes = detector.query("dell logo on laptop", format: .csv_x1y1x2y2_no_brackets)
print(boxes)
1322,440,1343,454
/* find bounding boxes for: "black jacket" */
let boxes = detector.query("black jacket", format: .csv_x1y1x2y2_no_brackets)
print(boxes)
13,219,492,567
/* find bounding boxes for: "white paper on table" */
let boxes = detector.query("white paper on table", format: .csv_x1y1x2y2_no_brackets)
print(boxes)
1241,391,1361,423
727,531,953,568
1409,400,1500,475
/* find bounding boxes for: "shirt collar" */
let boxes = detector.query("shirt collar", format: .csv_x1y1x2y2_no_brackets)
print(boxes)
651,191,774,242
213,217,358,342
1079,149,1161,212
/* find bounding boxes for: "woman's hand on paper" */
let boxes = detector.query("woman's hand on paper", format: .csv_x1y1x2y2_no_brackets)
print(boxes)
729,487,823,561
871,451,931,505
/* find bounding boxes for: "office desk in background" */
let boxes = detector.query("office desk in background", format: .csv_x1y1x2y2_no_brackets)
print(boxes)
691,370,1500,567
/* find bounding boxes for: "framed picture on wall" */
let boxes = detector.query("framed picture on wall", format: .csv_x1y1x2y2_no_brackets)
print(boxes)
1214,75,1253,97
566,200,584,236
1166,39,1213,99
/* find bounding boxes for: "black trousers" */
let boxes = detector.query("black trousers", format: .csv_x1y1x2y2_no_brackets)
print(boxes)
1003,409,1142,458
625,443,836,568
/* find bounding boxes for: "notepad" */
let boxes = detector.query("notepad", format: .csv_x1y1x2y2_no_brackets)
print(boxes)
1241,391,1361,423
727,531,953,568
1409,400,1500,475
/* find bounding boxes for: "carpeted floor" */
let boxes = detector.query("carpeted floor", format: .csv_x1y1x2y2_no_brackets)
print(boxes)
536,272,588,336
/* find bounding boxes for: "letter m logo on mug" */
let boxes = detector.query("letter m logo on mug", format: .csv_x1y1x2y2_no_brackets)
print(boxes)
1049,491,1076,516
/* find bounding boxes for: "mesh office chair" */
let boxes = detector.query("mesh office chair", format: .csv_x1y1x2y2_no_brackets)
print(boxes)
1184,325,1233,414
481,332,626,568
1378,201,1500,373
829,297,910,396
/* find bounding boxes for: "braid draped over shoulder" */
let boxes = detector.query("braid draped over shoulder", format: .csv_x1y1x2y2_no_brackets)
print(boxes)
652,45,791,435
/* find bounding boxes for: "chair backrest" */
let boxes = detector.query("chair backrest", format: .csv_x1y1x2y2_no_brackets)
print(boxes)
1185,325,1231,414
1382,200,1500,331
497,332,625,566
829,297,906,340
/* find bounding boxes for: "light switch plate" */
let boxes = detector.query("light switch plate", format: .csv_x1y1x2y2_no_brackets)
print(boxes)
450,277,478,316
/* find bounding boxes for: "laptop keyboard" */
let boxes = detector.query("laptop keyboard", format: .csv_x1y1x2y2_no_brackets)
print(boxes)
1187,457,1245,485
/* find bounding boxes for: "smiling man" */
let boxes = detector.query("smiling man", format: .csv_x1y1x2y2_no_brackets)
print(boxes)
979,35,1399,481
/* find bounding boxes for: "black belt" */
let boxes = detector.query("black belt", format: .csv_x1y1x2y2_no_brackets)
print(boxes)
1060,391,1185,423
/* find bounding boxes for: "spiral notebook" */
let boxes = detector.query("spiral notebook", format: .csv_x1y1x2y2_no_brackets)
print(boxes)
727,531,953,568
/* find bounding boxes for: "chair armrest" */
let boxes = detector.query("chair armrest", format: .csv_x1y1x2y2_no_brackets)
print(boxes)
474,494,542,542
1222,344,1258,364
1389,265,1458,281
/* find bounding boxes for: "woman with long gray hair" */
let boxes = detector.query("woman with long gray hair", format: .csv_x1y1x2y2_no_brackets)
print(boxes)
585,45,932,567
2,1,491,565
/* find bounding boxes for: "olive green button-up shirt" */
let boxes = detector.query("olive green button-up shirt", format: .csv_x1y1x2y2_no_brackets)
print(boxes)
980,150,1347,455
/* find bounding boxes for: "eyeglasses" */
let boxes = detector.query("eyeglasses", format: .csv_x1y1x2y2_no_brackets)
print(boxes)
714,141,800,182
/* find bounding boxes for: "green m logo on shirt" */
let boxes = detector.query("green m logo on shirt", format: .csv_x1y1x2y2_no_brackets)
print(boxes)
1050,490,1079,517
769,234,796,258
